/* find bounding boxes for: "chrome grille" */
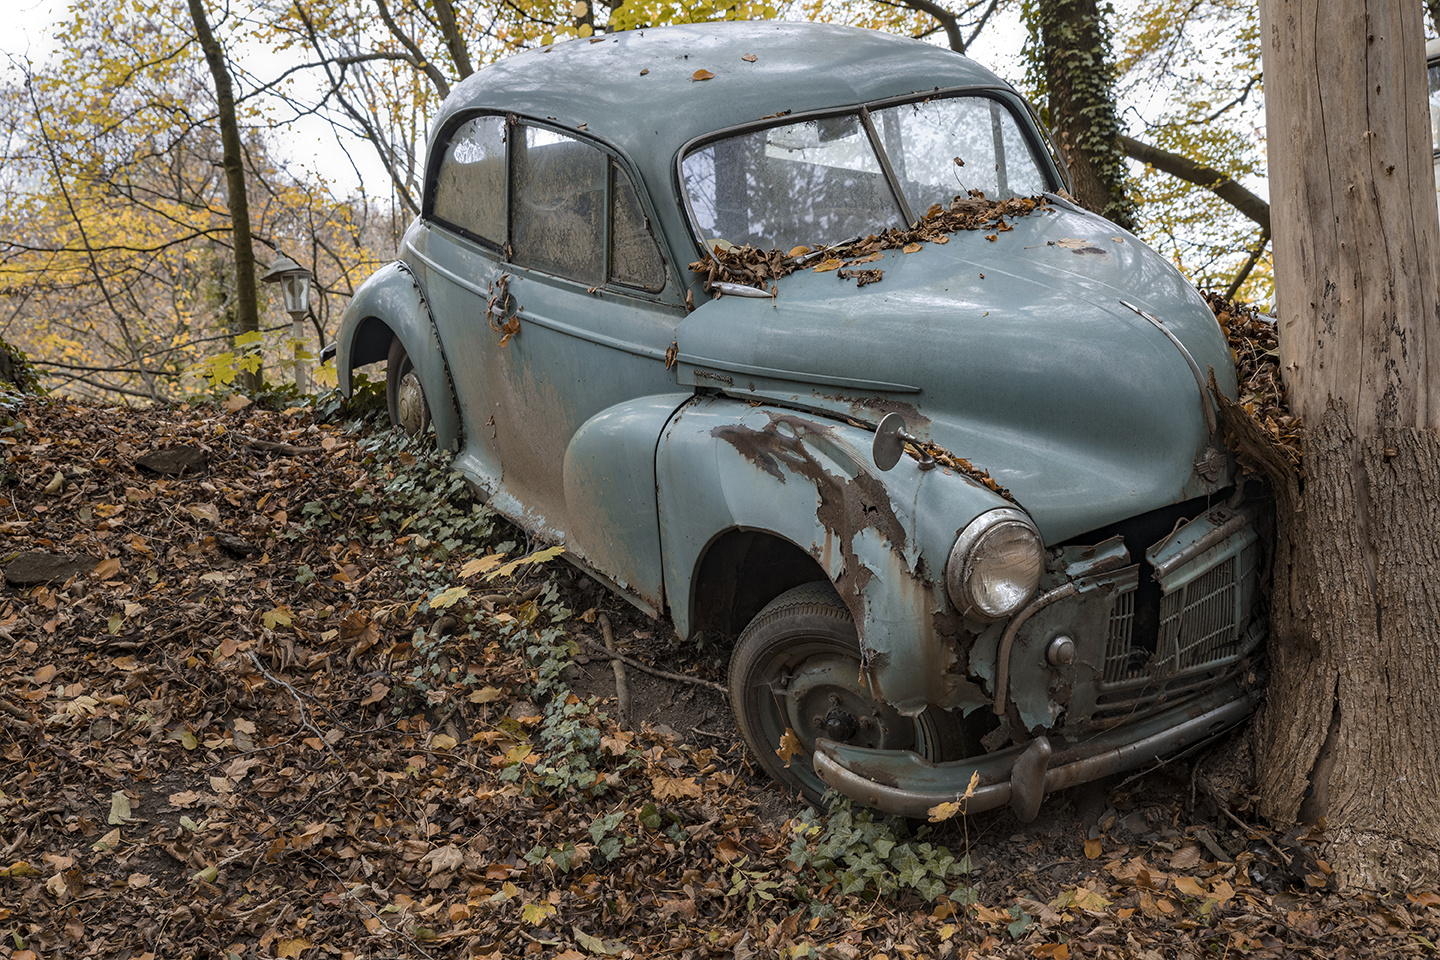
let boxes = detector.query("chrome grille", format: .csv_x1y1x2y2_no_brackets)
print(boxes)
1101,539,1259,691
1155,540,1259,673
1101,588,1139,683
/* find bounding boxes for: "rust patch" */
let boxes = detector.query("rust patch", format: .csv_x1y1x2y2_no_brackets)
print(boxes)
710,412,913,631
823,395,932,429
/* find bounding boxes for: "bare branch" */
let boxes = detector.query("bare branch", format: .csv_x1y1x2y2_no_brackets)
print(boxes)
1120,134,1271,232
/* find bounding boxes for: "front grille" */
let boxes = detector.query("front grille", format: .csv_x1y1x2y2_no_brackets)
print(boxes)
1155,540,1259,673
1100,539,1259,694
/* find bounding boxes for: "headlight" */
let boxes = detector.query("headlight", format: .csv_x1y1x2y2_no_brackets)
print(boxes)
945,508,1044,621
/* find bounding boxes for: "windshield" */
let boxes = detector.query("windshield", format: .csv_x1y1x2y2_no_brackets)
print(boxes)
682,95,1051,253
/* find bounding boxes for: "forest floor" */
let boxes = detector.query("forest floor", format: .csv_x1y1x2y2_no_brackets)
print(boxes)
1,395,1436,960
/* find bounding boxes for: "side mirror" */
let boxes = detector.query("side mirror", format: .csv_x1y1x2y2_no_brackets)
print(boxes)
873,413,934,472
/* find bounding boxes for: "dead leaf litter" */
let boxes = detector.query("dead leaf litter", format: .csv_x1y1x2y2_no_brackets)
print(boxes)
0,397,1419,959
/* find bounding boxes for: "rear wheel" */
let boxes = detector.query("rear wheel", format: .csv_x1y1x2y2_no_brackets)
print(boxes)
728,581,970,805
386,337,430,440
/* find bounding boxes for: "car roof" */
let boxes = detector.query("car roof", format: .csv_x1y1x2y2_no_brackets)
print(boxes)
432,21,1014,181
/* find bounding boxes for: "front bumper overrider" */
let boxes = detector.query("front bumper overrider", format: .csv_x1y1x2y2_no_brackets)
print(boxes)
813,681,1256,821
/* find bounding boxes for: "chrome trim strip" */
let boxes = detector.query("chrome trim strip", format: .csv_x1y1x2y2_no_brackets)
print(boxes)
1119,299,1218,437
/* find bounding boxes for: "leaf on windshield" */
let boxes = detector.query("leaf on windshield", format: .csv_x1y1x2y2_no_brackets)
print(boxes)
741,53,757,62
811,258,843,273
691,69,714,81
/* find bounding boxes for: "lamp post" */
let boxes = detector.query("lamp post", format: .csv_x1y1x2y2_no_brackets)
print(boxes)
261,255,313,393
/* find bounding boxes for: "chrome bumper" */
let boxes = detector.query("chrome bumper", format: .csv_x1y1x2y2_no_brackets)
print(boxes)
813,683,1256,821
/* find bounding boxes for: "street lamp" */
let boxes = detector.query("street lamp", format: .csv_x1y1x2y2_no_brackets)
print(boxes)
261,255,314,392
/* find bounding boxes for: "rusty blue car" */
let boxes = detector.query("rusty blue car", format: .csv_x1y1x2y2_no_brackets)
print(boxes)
334,21,1267,818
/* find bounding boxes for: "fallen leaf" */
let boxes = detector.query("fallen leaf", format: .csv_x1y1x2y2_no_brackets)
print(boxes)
1170,843,1203,870
1084,837,1102,860
0,860,41,878
92,557,122,579
1173,876,1206,898
902,243,923,254
108,791,132,825
420,844,464,876
431,733,457,751
973,903,1010,925
186,503,221,525
652,775,703,800
522,900,557,925
262,606,293,629
775,728,804,766
223,394,252,412
741,53,757,62
275,938,312,958
690,69,714,81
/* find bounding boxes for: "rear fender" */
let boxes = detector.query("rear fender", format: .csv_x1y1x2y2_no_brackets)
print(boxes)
657,396,1009,715
336,261,462,451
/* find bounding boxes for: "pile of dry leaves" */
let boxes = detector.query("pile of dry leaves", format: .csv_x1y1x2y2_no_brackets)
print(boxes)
1206,292,1303,470
690,194,1051,295
0,396,1431,960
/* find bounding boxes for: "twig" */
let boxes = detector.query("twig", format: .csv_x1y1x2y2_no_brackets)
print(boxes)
477,583,544,606
691,727,733,742
246,649,351,775
243,438,325,455
575,636,728,696
1196,777,1293,868
600,613,629,726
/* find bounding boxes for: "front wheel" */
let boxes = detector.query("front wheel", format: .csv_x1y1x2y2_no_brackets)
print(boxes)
728,582,970,805
386,337,431,440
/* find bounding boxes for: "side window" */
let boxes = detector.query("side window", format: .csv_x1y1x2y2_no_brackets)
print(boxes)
610,162,666,292
510,125,606,286
431,115,506,244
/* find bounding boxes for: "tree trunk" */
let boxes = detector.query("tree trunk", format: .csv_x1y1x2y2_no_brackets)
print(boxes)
1031,0,1136,231
1256,0,1440,889
187,0,261,389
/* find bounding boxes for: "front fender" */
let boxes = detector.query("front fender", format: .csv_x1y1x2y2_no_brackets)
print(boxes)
336,261,462,452
656,396,1012,715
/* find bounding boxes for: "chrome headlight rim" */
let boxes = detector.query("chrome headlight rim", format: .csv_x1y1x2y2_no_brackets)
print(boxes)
945,507,1044,622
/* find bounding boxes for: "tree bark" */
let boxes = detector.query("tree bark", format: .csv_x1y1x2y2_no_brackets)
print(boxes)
1256,0,1440,889
187,0,261,389
1031,0,1136,231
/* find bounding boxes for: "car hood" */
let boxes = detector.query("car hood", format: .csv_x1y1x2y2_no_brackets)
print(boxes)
672,202,1236,544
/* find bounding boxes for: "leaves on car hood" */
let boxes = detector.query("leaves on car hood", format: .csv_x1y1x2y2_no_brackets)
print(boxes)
689,192,1054,294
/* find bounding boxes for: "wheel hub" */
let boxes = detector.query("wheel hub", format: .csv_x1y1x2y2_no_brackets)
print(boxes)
396,372,428,436
823,709,859,742
780,652,915,754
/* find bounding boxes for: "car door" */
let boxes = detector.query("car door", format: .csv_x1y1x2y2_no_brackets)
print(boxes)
414,114,685,610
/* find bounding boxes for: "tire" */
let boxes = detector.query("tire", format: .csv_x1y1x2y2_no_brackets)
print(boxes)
386,337,431,440
728,581,970,805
